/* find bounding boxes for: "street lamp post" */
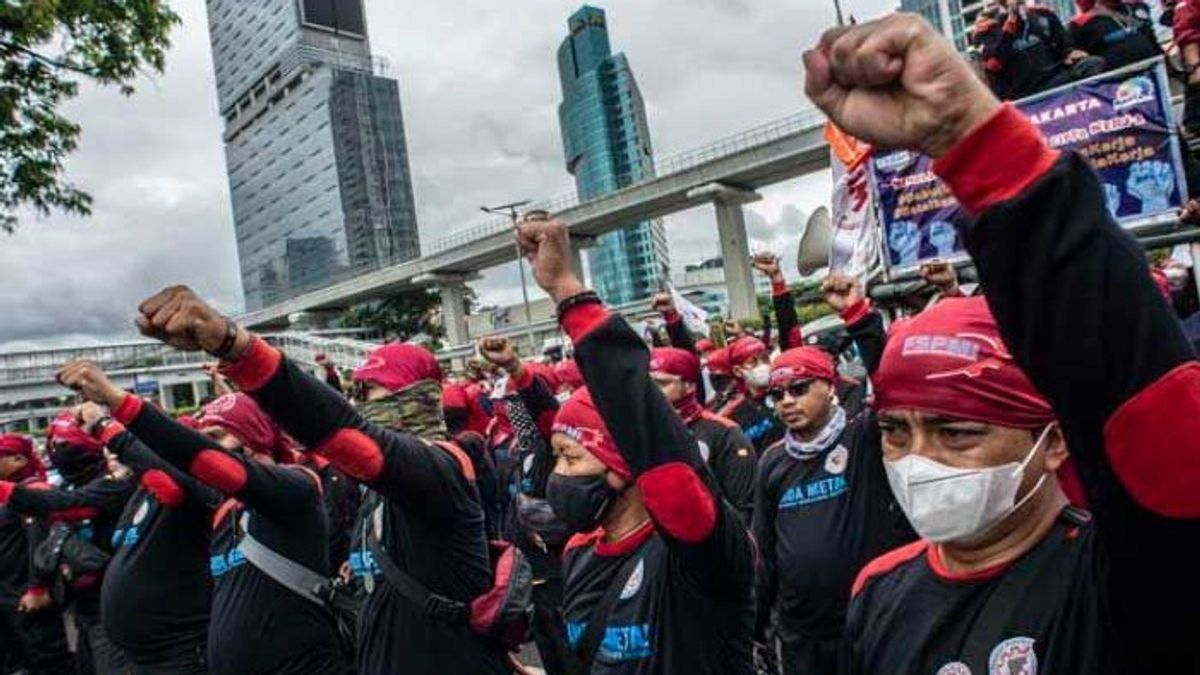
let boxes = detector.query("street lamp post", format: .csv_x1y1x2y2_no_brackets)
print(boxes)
832,0,846,26
480,201,536,349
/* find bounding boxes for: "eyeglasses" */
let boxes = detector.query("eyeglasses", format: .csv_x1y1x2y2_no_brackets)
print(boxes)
767,379,815,403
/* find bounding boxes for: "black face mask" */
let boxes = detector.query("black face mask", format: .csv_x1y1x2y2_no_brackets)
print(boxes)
50,445,103,486
547,472,619,534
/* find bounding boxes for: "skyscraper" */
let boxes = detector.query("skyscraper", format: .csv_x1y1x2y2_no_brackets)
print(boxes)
557,5,669,305
205,0,420,311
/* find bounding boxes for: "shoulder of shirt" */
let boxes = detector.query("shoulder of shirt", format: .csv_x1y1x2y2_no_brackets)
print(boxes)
698,410,740,430
563,527,604,555
760,439,788,465
279,463,325,497
851,540,929,598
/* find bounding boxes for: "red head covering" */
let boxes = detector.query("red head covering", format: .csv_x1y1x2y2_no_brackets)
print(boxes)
729,337,769,367
442,381,469,410
47,411,103,454
352,343,443,393
0,434,46,482
551,388,632,480
706,347,733,376
176,414,202,430
695,339,715,354
649,347,701,384
874,297,1055,429
197,393,289,459
553,359,585,391
769,347,836,387
1076,0,1096,11
526,362,563,393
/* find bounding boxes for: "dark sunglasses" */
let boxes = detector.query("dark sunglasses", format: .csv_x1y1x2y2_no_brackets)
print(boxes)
767,379,815,403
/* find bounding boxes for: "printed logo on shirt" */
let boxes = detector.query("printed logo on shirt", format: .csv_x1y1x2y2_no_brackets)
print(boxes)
936,662,972,675
566,621,653,662
619,559,644,600
132,498,150,525
778,474,848,510
111,527,139,548
824,445,849,475
209,547,247,578
697,440,711,463
744,418,777,442
349,550,382,580
989,637,1037,675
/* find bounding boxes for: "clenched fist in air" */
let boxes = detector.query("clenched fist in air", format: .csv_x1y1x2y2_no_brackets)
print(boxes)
515,215,586,303
804,13,1000,158
135,285,247,357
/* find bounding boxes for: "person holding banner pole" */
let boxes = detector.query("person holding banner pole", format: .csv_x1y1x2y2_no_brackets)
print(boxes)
805,12,1199,674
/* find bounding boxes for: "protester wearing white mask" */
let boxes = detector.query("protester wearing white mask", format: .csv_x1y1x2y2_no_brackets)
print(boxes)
715,337,784,452
818,15,1200,675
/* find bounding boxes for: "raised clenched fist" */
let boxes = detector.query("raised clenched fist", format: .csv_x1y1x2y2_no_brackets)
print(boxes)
804,13,1000,158
650,292,675,315
752,253,783,280
515,215,586,303
136,285,236,354
478,336,521,374
821,273,864,312
74,402,108,434
919,260,959,293
56,360,125,408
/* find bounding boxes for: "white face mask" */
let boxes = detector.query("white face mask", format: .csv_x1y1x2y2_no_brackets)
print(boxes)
745,363,771,389
884,424,1053,544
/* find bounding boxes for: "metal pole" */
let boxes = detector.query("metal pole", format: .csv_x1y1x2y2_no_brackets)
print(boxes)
481,201,536,351
832,0,846,26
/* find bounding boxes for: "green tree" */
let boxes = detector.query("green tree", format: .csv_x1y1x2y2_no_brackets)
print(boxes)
1,1,179,232
339,288,450,348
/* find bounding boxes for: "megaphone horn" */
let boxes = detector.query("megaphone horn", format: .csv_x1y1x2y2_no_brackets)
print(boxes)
797,206,832,277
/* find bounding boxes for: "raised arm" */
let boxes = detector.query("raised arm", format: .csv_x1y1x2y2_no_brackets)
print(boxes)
823,274,886,376
756,254,803,350
517,215,755,594
125,290,474,520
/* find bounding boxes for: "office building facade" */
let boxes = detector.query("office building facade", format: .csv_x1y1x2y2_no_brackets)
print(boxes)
557,5,669,305
206,0,420,311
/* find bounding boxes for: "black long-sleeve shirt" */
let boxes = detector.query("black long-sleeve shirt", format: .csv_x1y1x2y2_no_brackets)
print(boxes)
111,396,345,675
1069,4,1161,70
0,490,44,607
973,5,1072,100
559,303,756,674
846,104,1200,675
99,419,218,666
219,342,509,675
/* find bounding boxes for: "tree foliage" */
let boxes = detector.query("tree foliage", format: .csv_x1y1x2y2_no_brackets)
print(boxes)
339,288,448,347
1,0,179,232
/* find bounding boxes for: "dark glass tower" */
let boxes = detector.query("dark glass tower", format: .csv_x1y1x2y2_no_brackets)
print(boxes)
557,5,668,305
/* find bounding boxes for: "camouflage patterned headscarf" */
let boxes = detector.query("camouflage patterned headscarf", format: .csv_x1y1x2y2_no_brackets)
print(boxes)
359,380,448,441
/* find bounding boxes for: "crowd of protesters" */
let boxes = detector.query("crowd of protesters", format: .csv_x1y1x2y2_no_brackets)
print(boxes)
3,9,1200,675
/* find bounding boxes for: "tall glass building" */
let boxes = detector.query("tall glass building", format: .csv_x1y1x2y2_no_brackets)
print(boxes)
205,0,420,311
557,5,669,305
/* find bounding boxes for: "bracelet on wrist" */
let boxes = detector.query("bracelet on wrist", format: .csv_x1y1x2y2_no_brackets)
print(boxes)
208,319,239,360
556,290,601,322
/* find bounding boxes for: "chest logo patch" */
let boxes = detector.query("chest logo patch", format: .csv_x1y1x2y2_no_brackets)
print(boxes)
824,445,849,475
619,558,644,600
132,499,151,525
989,637,1037,675
697,440,711,463
936,662,972,675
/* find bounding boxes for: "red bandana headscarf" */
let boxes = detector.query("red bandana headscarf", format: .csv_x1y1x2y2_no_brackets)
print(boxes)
197,393,290,460
769,347,836,388
0,434,46,482
874,297,1055,429
551,388,632,480
352,342,443,392
650,347,703,422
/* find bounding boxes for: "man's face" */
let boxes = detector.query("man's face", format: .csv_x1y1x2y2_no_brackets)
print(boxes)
770,379,834,432
733,354,770,382
550,434,626,492
877,409,1066,493
203,426,274,466
650,373,695,405
0,454,28,479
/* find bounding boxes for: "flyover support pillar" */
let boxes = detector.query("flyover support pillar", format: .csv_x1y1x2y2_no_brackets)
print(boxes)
689,183,763,322
416,272,481,367
569,235,597,287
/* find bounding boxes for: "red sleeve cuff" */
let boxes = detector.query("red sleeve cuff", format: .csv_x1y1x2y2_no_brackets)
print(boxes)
771,278,789,297
24,586,48,597
560,301,610,344
0,481,14,504
932,104,1060,216
97,422,126,446
839,298,872,326
219,336,282,392
111,394,143,425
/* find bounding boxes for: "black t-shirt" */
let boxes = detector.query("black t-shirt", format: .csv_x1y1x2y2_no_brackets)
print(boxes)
720,394,784,453
974,7,1073,100
846,508,1119,674
0,502,36,606
752,411,915,640
689,412,756,526
100,432,217,665
1070,5,1161,70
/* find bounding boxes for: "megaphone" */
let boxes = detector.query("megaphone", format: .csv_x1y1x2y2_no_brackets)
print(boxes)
797,206,832,277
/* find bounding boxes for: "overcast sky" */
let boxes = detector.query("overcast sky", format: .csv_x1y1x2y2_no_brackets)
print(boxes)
0,0,895,351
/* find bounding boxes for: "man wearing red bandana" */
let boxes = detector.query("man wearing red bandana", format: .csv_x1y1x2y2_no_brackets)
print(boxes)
57,359,347,675
649,346,756,525
716,336,785,452
0,434,73,675
805,13,1200,674
752,336,914,675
